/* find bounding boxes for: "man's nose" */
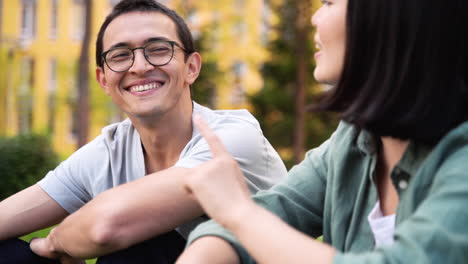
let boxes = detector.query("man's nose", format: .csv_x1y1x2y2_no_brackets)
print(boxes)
128,49,153,74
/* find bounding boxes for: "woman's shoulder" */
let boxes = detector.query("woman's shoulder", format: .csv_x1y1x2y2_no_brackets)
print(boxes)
428,121,468,167
327,121,373,153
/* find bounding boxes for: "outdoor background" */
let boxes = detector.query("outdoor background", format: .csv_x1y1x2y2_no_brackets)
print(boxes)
0,0,338,261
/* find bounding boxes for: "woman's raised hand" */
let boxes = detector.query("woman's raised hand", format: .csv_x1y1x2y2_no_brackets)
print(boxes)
184,115,256,229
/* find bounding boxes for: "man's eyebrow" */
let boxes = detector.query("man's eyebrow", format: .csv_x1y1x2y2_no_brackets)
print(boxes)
144,37,172,44
107,37,172,50
108,42,130,50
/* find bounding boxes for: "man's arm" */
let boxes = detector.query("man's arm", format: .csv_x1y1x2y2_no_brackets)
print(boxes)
32,121,284,258
33,167,203,259
0,184,68,240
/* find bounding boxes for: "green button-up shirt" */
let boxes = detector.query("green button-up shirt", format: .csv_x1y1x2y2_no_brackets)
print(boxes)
188,121,468,263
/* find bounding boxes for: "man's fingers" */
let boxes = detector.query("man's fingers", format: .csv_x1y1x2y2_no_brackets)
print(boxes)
30,237,51,257
193,115,228,157
30,237,84,264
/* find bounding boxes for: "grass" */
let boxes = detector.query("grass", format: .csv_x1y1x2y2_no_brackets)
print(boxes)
21,227,96,264
20,228,324,263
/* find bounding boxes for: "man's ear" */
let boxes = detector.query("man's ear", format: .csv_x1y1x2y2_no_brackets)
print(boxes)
185,52,202,85
96,67,111,95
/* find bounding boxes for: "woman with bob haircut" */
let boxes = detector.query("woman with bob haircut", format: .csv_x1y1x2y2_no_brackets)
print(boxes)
176,0,468,263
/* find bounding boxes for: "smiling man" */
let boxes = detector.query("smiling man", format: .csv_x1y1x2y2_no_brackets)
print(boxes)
0,1,287,263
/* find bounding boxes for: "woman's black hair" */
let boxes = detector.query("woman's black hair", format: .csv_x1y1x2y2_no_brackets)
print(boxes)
314,0,468,143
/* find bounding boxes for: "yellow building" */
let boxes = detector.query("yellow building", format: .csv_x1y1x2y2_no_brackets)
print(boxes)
0,0,121,157
171,0,272,109
0,0,314,157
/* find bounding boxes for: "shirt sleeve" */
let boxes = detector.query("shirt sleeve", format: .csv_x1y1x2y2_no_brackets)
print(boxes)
176,116,287,239
187,137,332,264
37,136,110,213
334,145,468,264
175,117,286,192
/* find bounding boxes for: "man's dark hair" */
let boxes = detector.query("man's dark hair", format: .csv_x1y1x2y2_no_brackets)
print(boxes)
314,0,468,144
95,0,195,68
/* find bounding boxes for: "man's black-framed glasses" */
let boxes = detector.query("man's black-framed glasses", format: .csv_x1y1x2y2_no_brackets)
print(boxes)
101,40,185,72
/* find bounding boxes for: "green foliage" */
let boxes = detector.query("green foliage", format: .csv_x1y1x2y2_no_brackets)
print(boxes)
0,134,59,200
191,28,221,108
191,58,219,108
250,0,339,168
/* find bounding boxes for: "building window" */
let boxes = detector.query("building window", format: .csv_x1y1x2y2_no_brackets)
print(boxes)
48,59,57,134
230,61,246,106
109,0,120,8
234,0,245,10
261,4,272,44
50,0,58,39
0,1,3,37
21,0,36,41
107,0,120,16
69,75,78,142
186,11,200,40
232,21,247,40
18,58,34,133
71,0,85,40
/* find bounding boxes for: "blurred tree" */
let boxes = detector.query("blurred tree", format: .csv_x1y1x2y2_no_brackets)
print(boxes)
293,0,312,163
191,24,221,108
250,0,338,168
77,0,92,148
173,2,220,107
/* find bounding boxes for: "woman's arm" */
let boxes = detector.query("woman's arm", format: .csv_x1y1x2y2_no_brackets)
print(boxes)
220,202,336,264
181,116,335,264
177,236,240,264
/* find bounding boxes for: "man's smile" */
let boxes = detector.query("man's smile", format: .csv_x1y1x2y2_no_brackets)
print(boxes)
129,81,164,92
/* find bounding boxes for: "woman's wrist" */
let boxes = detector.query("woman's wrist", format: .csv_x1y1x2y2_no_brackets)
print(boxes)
223,199,260,233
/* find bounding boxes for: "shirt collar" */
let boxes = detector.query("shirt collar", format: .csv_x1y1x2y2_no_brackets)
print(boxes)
355,127,433,178
356,126,433,176
356,128,378,156
396,141,433,177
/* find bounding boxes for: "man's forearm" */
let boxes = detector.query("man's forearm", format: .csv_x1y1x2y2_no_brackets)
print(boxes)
44,204,111,258
44,167,204,258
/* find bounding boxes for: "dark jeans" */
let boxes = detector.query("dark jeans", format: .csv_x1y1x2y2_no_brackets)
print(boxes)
0,231,186,264
0,238,60,264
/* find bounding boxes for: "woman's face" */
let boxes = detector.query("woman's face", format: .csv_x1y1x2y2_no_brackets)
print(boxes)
312,0,347,85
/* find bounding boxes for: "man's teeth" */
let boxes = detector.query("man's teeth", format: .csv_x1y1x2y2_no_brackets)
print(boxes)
130,82,162,92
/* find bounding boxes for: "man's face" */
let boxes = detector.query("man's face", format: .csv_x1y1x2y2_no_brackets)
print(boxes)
96,11,200,120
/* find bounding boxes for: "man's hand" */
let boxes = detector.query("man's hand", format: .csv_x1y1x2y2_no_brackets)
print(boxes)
30,237,86,264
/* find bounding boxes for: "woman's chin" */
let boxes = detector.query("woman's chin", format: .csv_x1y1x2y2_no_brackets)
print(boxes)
314,72,338,86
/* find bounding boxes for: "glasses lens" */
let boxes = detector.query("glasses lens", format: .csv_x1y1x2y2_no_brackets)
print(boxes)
105,48,133,72
145,41,174,66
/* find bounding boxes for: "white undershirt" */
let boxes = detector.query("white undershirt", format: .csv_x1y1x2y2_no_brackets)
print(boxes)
367,201,396,247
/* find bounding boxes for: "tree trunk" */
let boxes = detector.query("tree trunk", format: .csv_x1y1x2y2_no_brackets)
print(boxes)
77,0,92,148
293,0,311,163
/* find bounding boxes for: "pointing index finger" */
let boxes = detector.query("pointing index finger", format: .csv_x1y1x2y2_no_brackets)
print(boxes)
193,115,228,157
